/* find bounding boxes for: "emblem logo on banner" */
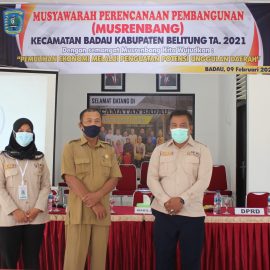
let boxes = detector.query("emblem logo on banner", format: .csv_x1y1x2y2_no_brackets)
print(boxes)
3,9,24,35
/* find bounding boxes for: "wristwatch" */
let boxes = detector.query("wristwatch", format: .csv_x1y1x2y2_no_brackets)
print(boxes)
179,197,185,205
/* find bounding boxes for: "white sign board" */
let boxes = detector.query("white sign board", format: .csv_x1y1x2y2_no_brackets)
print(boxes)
134,207,152,214
234,208,265,215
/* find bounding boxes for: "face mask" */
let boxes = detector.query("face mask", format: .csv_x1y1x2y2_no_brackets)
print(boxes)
15,131,33,147
170,128,189,144
82,125,101,138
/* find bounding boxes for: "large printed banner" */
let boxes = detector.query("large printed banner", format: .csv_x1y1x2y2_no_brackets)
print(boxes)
1,3,270,73
87,94,194,165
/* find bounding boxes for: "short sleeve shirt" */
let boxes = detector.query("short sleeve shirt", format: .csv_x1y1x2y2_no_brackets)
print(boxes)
147,137,213,217
61,136,122,225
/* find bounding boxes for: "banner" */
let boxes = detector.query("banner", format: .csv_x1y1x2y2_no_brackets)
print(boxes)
1,3,270,73
87,94,194,165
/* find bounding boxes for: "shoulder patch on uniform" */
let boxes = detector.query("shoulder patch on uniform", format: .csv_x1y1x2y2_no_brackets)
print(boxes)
68,138,80,144
100,141,112,146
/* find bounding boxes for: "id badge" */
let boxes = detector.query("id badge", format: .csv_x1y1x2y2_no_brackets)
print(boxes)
18,185,28,200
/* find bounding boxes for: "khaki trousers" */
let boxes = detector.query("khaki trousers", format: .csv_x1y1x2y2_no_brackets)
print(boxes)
63,224,109,270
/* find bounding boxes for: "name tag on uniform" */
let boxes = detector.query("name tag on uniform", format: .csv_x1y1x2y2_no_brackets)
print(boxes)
187,151,201,158
4,163,16,169
18,185,28,200
160,151,173,156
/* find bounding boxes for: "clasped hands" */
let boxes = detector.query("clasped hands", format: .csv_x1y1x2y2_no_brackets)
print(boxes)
12,208,41,223
164,197,184,215
82,191,107,220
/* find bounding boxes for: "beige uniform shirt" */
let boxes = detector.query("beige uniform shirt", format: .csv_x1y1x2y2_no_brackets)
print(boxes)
61,137,122,226
147,137,213,217
0,153,51,226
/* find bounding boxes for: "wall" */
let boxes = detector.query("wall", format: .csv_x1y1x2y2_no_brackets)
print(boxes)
218,75,237,192
182,74,236,194
247,74,270,193
0,70,57,181
181,74,220,161
55,73,237,195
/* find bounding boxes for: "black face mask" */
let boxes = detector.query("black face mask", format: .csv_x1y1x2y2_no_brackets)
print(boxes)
82,125,101,138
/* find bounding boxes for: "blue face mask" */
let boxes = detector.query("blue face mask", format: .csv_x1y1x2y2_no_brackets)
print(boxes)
170,128,189,144
82,125,101,138
15,131,33,147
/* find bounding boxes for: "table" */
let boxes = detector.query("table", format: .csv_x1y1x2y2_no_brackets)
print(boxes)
3,207,270,270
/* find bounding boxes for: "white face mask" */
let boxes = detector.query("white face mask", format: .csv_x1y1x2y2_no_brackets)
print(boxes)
170,128,189,144
14,131,33,147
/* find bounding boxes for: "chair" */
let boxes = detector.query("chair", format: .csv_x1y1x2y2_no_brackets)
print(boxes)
138,161,149,189
51,189,57,195
58,181,69,194
57,182,69,207
203,192,215,206
132,190,153,206
207,165,232,196
112,164,137,204
246,192,269,208
58,181,68,187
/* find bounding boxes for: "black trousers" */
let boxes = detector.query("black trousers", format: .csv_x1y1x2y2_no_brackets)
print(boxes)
152,210,205,270
0,224,45,270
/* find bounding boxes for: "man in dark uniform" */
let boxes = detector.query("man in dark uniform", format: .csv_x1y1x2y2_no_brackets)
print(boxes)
61,108,121,270
148,110,213,270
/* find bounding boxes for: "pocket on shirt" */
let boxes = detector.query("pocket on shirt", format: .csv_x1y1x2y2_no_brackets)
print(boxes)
4,168,18,187
183,156,199,179
75,158,90,175
159,156,176,177
33,165,43,185
101,159,112,177
33,162,44,176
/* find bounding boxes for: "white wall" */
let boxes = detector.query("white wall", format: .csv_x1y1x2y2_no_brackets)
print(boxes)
219,75,237,193
181,74,220,162
55,74,99,183
55,73,237,195
182,74,236,195
0,70,57,181
247,74,270,193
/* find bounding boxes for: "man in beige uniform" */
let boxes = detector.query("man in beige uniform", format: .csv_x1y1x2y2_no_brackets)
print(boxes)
147,110,213,270
61,109,121,270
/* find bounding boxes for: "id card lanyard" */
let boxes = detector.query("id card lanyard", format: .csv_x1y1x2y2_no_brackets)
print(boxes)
16,159,28,200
